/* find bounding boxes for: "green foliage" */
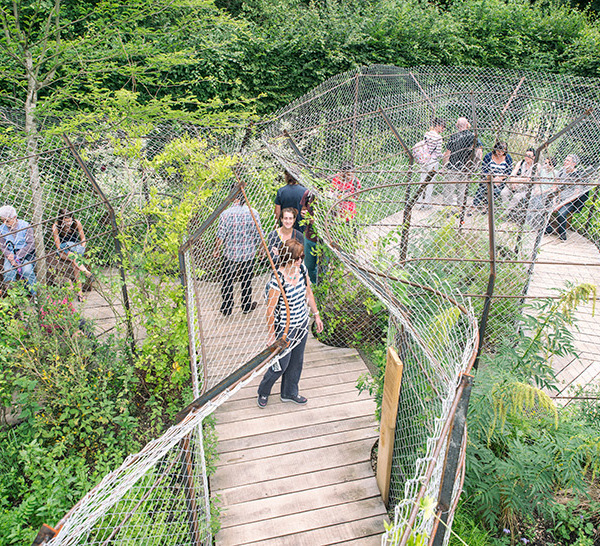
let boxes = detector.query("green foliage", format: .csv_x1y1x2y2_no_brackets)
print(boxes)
545,500,597,545
119,138,236,415
312,245,389,349
449,504,493,545
205,0,600,114
0,286,140,545
0,138,236,538
464,284,600,539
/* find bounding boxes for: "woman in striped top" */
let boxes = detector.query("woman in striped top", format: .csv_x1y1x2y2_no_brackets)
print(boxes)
257,238,323,408
417,117,445,209
473,141,513,208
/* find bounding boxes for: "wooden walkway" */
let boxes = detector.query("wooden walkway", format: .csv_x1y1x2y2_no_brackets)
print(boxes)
70,225,600,544
529,231,600,394
211,335,387,546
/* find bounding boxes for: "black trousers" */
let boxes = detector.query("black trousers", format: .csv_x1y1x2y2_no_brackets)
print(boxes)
221,258,254,313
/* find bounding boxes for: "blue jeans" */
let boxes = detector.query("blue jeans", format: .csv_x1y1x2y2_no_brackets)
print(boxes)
59,242,85,257
3,256,37,292
473,182,504,207
258,324,308,398
304,238,318,284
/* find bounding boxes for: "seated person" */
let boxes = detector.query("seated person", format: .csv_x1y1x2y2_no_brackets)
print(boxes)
52,209,92,300
0,205,37,293
545,154,589,241
267,207,304,264
473,142,513,208
500,148,540,216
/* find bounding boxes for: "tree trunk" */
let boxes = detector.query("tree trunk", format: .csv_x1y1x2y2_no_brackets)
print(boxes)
24,51,47,285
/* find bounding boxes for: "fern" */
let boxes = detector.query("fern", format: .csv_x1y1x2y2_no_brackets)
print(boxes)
463,284,599,537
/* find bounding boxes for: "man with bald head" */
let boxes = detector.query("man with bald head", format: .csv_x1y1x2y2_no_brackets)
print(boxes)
442,117,483,206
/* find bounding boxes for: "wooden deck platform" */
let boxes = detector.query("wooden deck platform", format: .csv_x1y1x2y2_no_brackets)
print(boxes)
529,231,600,394
211,335,387,546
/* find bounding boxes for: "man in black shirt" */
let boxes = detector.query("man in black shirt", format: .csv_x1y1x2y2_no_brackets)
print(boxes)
442,117,483,206
274,171,306,232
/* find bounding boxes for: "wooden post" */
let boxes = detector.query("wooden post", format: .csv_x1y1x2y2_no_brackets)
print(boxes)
430,374,473,546
376,346,404,507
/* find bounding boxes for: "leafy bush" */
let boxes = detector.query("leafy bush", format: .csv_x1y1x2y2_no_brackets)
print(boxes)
464,284,600,541
312,245,389,350
0,286,140,545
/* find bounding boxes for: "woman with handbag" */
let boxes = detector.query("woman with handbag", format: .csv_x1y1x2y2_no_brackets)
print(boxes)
257,238,323,408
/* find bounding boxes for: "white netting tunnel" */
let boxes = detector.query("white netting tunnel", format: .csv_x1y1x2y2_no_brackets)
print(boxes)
4,65,600,545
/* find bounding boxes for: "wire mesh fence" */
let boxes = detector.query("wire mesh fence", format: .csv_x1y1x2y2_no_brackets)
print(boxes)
3,65,600,545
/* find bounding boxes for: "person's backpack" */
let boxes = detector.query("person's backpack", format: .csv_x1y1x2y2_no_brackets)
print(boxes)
412,139,431,165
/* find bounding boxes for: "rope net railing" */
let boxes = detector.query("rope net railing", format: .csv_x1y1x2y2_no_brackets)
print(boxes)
2,65,600,545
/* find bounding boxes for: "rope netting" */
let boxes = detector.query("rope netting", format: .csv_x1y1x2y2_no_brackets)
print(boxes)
2,65,600,545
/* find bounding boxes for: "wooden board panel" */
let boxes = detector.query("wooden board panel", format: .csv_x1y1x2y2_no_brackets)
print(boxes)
216,498,386,545
219,477,382,528
216,398,377,442
241,517,386,546
219,379,365,413
217,414,376,454
216,389,374,425
216,426,377,468
212,437,376,490
216,462,377,506
212,336,386,545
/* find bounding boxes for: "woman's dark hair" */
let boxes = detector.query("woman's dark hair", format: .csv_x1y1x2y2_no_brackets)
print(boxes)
493,141,508,153
284,171,298,185
58,208,74,224
281,207,298,220
432,117,445,129
280,238,304,266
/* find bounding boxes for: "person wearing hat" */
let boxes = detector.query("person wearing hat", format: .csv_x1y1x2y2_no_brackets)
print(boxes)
0,205,37,291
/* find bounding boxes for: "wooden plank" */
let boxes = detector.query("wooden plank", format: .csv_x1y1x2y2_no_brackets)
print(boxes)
217,414,376,454
219,477,382,528
329,532,387,546
215,498,386,545
230,367,367,399
218,380,365,413
216,389,374,425
216,398,377,442
239,518,386,546
211,334,386,545
216,461,376,506
212,437,375,490
376,347,403,506
227,363,365,399
241,517,386,546
217,426,377,468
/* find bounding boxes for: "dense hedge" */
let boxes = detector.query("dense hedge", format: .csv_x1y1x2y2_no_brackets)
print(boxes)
195,0,600,114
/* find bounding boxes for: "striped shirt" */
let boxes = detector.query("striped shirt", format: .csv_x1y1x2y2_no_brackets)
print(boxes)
424,130,443,161
482,152,513,178
266,264,309,330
